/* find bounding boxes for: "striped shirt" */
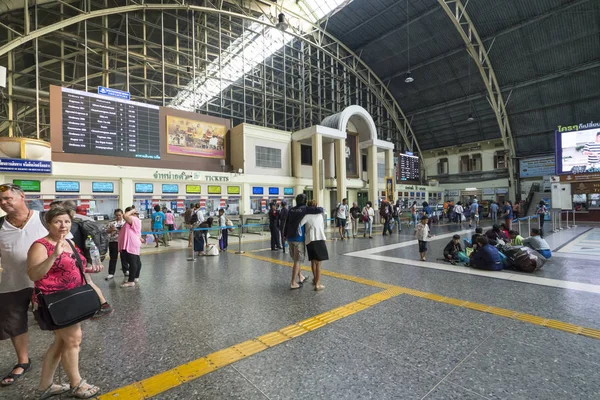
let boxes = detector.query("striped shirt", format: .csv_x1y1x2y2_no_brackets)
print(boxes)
584,142,600,163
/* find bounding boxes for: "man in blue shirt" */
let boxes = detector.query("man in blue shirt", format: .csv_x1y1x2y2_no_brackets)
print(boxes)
489,201,499,224
152,205,168,248
469,200,479,228
470,236,503,271
285,194,322,289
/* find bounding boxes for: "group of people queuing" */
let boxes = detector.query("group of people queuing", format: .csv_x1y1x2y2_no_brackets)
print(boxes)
0,184,146,398
183,203,229,255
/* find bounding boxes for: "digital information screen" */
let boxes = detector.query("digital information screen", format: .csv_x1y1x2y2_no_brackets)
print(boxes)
398,153,420,181
135,183,154,193
61,87,161,160
252,187,264,195
269,187,279,195
13,179,41,192
92,182,114,193
56,181,80,193
162,184,179,194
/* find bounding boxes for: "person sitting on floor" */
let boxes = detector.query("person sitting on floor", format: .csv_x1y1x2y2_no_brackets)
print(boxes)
470,236,503,271
509,230,524,246
499,223,510,240
523,228,552,259
464,227,483,249
485,224,508,246
443,234,463,264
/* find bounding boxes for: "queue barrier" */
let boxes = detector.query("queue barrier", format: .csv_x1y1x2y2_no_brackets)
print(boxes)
510,215,541,235
140,217,337,259
550,209,577,233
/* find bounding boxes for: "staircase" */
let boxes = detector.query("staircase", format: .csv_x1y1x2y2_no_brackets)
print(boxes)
526,192,546,216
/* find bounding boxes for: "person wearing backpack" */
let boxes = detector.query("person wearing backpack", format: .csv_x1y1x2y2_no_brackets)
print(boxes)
380,198,393,236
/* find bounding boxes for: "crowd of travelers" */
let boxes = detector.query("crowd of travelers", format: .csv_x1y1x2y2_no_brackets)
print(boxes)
0,179,552,398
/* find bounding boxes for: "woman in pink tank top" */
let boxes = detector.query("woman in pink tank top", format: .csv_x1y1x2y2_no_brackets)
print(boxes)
27,206,101,398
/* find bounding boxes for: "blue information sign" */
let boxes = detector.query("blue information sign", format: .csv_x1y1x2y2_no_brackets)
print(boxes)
55,181,80,193
284,187,294,196
97,86,130,100
269,187,279,195
252,187,264,195
162,184,179,194
135,183,154,193
0,158,52,174
92,182,114,193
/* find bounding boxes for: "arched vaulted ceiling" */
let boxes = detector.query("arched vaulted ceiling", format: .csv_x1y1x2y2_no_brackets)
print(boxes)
325,0,600,156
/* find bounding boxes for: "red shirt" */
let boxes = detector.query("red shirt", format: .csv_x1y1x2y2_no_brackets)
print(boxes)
32,238,86,303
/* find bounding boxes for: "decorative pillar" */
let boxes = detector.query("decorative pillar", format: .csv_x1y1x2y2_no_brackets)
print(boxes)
312,134,324,207
335,138,347,204
367,145,378,210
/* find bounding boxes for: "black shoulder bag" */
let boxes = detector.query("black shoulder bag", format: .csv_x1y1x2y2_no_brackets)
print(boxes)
34,240,101,330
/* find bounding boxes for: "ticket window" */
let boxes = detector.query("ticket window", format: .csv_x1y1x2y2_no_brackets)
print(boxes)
283,197,294,207
89,199,118,219
25,198,44,211
225,198,240,215
205,198,222,217
250,197,262,214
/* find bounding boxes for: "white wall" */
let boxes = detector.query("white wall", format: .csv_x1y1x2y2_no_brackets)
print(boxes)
240,124,292,177
423,140,506,177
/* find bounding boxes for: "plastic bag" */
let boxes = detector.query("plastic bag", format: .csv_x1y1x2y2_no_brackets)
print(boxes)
145,234,155,245
503,246,545,273
461,214,466,222
457,251,470,264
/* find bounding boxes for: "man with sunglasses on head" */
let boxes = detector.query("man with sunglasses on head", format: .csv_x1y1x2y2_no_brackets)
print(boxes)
0,184,49,387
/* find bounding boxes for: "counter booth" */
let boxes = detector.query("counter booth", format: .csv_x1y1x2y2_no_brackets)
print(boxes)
282,187,295,206
225,186,241,216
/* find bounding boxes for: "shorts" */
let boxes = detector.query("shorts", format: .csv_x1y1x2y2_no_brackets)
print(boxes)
337,218,346,228
307,241,329,261
418,240,428,253
288,241,305,263
0,288,33,340
167,224,174,231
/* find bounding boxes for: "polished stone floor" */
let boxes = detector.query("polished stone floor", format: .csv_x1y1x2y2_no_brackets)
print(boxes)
1,220,600,399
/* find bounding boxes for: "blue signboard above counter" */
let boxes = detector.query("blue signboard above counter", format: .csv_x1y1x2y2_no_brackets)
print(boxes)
162,184,179,194
55,181,80,192
284,187,294,196
0,158,52,174
252,187,264,195
92,182,114,193
135,183,154,193
269,187,279,195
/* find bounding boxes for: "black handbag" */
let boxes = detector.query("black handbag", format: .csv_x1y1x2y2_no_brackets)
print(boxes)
34,240,101,330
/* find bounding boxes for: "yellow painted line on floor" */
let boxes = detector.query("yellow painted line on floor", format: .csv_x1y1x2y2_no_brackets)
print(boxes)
97,287,403,399
242,253,600,342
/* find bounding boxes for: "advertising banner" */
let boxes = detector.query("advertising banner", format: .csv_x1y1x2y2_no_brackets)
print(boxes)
166,115,226,158
520,156,555,178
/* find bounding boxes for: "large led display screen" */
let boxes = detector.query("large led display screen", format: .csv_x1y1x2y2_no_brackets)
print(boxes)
60,87,161,159
166,115,226,158
398,152,420,181
557,126,600,174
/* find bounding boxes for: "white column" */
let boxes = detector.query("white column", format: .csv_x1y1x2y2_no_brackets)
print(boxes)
240,183,251,215
335,138,347,204
367,145,378,210
292,141,302,178
312,134,324,207
119,178,133,210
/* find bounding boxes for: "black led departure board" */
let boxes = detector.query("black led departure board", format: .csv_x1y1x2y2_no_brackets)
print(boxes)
399,153,420,181
61,87,161,159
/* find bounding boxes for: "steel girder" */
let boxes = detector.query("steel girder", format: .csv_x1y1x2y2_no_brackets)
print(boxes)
438,0,517,198
0,1,423,164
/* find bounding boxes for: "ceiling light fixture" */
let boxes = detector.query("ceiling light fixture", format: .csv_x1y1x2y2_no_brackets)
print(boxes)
404,0,413,84
275,13,289,31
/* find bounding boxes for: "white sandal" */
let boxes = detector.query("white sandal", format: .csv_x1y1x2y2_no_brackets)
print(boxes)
36,383,70,399
69,379,100,399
